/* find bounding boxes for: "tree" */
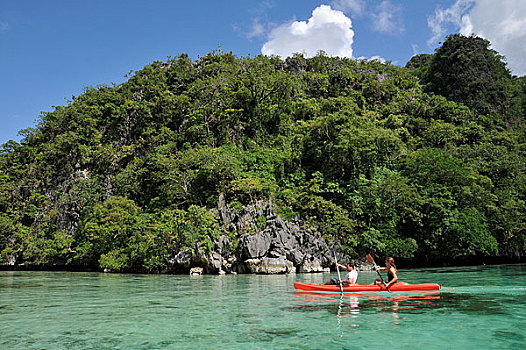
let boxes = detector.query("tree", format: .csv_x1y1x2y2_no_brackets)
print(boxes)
420,34,513,118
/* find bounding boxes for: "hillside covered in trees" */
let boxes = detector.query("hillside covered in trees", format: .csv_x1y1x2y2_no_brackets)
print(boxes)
1,34,524,273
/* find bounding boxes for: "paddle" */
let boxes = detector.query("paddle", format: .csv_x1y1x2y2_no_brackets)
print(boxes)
366,254,390,292
333,250,344,295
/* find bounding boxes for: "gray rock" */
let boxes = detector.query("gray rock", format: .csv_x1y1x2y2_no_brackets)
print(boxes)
216,235,232,254
190,267,203,275
241,232,271,259
244,257,294,274
287,249,305,265
298,258,323,273
210,252,223,270
170,250,192,269
271,227,298,250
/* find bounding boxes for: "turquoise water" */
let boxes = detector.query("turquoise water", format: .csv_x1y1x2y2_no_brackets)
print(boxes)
0,265,524,349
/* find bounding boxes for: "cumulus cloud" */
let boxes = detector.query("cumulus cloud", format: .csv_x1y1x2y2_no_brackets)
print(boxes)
261,5,354,58
371,0,404,34
428,0,526,76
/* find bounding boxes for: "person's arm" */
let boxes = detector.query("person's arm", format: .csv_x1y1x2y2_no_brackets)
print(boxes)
333,263,348,284
335,262,347,269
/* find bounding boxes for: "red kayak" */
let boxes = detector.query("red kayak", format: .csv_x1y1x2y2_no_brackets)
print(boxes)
294,281,441,292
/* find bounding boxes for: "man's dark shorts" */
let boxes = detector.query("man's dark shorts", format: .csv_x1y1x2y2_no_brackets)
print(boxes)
328,278,340,285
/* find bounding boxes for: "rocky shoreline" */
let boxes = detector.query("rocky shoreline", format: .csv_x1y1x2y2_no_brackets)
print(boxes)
170,195,371,275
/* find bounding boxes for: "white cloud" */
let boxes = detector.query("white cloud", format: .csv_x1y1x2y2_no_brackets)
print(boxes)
331,0,366,16
371,0,404,34
411,44,420,56
246,18,266,39
428,0,526,76
261,5,354,58
332,0,403,34
427,0,475,46
356,55,387,63
460,0,526,76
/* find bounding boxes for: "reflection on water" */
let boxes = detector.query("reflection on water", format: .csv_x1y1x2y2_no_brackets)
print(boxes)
293,291,442,314
289,291,443,333
292,291,445,332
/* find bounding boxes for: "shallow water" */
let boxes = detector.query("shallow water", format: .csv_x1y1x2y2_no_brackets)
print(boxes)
0,265,524,349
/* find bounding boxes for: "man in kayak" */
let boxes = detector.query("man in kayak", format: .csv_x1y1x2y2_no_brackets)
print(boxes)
325,262,357,285
373,257,398,287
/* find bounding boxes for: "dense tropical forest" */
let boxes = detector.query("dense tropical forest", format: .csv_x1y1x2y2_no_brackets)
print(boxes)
1,34,524,273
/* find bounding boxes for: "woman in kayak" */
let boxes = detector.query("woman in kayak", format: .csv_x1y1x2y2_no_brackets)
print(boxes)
373,257,398,287
325,263,357,285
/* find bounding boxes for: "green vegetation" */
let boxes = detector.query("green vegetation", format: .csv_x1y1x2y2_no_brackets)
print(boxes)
1,34,524,272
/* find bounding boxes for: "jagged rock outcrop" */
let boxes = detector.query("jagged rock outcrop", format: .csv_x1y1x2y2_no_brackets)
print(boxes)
192,194,337,274
161,195,371,275
241,232,271,259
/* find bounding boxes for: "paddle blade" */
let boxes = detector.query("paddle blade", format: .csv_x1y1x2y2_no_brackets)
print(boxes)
365,254,375,265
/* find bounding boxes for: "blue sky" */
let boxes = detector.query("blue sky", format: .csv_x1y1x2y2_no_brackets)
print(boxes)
1,0,525,145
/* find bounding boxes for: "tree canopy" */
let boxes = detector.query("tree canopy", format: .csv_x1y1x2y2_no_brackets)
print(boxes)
1,36,525,272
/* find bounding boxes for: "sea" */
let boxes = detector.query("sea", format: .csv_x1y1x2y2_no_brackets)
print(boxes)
0,264,524,349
